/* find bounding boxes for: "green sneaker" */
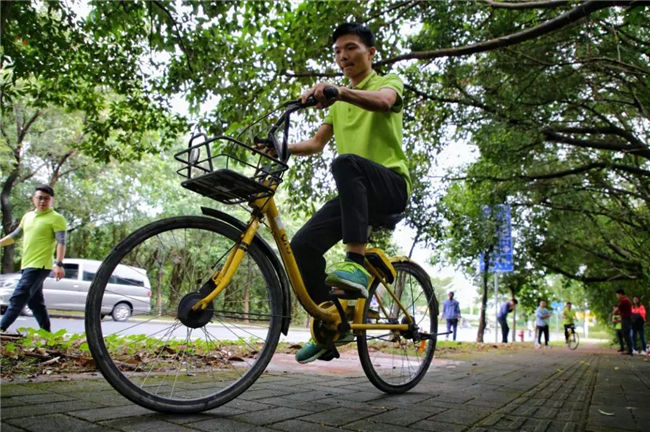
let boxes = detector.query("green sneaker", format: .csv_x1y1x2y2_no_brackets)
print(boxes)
295,338,328,364
295,333,355,364
325,260,370,298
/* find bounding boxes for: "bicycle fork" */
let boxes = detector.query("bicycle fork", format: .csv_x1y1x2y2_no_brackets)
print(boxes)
191,216,260,312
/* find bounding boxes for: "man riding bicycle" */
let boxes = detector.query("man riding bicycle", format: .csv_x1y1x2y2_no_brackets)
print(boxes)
289,23,411,363
562,301,576,343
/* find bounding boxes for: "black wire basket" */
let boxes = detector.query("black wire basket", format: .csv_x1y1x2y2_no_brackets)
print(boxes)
174,134,288,204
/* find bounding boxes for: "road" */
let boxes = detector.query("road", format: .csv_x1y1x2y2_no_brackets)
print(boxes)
0,313,313,344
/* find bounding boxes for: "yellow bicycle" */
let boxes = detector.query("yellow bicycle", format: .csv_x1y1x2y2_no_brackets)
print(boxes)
85,92,438,413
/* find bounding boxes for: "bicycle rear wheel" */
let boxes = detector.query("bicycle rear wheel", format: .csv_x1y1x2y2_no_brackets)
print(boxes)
568,330,579,350
85,216,283,413
357,260,438,393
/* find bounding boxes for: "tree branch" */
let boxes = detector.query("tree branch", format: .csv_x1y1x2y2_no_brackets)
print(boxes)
363,1,415,23
374,1,643,67
549,125,647,150
541,261,640,282
543,129,650,159
151,0,194,74
482,0,570,9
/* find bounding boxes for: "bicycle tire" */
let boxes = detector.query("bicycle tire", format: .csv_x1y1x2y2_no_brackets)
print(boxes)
85,216,283,413
568,330,579,350
357,260,438,393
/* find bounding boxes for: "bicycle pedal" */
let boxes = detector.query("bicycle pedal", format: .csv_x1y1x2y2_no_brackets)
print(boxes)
318,347,340,362
328,288,365,300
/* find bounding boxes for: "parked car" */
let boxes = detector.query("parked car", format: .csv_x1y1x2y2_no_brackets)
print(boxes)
0,258,151,321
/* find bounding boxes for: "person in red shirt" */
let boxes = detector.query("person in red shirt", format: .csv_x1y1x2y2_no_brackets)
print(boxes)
616,289,633,355
631,296,647,354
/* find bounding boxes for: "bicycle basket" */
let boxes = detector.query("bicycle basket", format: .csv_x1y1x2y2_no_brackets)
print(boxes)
174,134,288,204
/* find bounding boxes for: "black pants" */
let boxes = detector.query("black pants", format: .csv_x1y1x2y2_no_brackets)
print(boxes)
291,154,408,304
0,268,51,332
498,316,509,343
621,316,633,354
537,325,549,345
564,324,575,342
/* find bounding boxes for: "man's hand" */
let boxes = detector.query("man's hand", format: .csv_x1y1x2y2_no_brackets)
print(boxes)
0,236,15,247
301,82,340,109
53,265,65,281
253,136,278,158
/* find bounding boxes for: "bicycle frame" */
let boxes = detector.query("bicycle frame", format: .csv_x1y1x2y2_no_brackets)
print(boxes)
191,190,412,333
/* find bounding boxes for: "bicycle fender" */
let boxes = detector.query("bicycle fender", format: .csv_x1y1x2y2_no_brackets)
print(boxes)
201,206,292,335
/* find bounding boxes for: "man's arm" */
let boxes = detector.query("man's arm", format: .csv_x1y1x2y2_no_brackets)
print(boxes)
304,83,399,113
52,231,66,281
337,87,398,113
288,124,333,156
0,227,22,247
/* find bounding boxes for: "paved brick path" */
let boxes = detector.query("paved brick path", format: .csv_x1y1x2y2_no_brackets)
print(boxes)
1,347,648,431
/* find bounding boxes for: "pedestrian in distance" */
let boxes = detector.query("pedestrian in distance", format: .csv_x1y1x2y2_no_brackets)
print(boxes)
442,291,461,341
630,296,647,354
535,300,551,348
0,184,67,333
615,289,634,356
496,298,518,343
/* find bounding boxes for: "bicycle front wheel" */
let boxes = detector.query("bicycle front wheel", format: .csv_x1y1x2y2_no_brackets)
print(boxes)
568,331,579,350
85,216,283,413
357,260,438,393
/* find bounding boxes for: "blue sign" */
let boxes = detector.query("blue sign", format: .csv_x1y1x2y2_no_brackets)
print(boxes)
551,301,563,312
479,204,513,273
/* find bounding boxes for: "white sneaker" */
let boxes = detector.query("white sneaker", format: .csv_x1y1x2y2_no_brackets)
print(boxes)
633,350,639,354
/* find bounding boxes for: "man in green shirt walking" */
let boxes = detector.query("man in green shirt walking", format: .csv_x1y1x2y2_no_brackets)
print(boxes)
0,184,67,333
290,23,411,363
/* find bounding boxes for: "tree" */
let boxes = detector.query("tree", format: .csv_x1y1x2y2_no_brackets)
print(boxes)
1,1,184,270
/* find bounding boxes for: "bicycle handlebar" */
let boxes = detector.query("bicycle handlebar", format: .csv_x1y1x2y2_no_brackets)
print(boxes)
267,86,339,162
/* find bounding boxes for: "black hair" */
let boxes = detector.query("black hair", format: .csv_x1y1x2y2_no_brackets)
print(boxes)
512,299,518,304
332,23,376,47
616,289,625,295
35,184,54,197
566,302,572,305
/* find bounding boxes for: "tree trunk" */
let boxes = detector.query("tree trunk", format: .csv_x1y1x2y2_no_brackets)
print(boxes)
1,170,19,273
476,250,491,343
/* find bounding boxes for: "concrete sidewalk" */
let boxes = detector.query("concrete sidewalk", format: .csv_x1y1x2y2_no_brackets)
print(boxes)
1,346,648,432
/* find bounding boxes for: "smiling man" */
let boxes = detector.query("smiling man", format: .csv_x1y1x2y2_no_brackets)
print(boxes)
289,23,410,363
0,184,67,333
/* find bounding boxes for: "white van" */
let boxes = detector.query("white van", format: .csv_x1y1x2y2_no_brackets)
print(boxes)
0,258,151,321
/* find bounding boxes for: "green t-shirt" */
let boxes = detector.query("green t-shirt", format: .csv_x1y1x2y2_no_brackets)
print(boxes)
19,209,67,270
323,71,412,193
563,308,576,325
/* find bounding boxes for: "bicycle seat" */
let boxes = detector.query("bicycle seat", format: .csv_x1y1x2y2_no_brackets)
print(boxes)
369,213,404,231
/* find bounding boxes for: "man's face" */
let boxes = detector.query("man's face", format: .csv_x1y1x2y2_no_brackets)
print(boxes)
540,301,547,308
448,293,453,300
333,34,375,81
32,190,53,212
566,303,571,309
